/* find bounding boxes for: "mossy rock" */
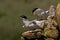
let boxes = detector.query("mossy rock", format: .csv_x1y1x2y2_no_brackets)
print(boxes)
21,37,25,40
22,31,35,39
22,29,42,39
43,28,59,38
45,38,54,40
56,3,60,30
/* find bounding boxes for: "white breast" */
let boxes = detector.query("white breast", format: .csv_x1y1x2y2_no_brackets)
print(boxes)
22,19,30,26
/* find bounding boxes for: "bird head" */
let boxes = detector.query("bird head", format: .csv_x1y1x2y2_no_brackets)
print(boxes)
20,15,28,19
32,8,38,13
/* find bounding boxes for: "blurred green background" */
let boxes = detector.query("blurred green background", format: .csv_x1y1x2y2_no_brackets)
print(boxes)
0,0,60,40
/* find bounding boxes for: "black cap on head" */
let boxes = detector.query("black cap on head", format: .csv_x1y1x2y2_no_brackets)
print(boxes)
20,15,27,19
32,8,38,13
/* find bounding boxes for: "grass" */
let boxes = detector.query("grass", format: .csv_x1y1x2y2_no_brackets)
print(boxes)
0,0,60,40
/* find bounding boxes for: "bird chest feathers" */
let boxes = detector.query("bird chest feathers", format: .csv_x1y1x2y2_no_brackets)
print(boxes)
23,19,31,27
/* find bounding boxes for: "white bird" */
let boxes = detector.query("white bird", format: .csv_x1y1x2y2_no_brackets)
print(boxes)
32,8,49,20
20,15,46,30
20,15,39,30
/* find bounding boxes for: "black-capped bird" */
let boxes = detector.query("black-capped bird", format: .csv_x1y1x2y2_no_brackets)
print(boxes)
32,8,49,20
20,15,46,30
20,15,39,30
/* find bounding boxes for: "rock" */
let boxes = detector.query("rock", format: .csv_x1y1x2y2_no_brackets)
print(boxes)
22,31,35,39
21,29,42,39
21,37,25,40
43,27,59,38
56,3,60,30
45,38,54,40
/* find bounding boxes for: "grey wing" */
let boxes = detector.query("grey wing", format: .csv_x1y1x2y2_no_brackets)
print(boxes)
28,21,39,30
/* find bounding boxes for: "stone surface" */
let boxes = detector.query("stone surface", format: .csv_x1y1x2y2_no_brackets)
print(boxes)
43,27,58,38
57,3,60,30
